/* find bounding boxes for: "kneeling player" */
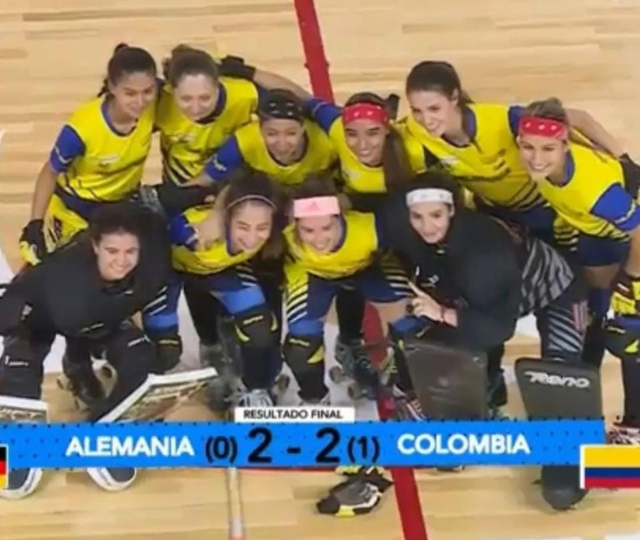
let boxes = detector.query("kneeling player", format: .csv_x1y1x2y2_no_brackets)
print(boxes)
282,173,422,405
377,171,595,509
0,202,173,499
145,169,285,409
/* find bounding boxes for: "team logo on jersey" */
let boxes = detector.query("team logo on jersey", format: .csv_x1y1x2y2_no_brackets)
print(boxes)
170,133,195,144
98,154,120,168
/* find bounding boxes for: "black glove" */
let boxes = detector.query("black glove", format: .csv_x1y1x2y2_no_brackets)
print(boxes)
0,286,31,335
138,183,218,218
217,55,256,81
620,153,640,199
19,219,47,266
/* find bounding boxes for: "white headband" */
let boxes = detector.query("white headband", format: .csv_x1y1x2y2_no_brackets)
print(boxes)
406,188,454,207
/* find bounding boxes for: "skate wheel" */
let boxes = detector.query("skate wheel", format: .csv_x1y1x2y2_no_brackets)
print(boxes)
329,366,345,383
206,379,232,413
347,384,362,401
275,374,290,392
100,365,115,379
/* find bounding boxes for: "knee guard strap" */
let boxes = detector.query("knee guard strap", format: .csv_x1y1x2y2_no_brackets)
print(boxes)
234,304,279,349
234,304,280,390
283,333,326,401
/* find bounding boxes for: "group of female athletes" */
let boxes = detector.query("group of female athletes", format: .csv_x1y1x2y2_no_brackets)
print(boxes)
11,43,640,452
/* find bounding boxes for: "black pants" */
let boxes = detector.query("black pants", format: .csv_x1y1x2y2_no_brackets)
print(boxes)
533,278,587,364
0,321,156,420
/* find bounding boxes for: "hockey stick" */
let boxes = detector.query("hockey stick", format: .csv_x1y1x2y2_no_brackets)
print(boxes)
226,464,244,540
225,402,244,540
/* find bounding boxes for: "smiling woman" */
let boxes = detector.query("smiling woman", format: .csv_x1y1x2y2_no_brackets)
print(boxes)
19,43,158,268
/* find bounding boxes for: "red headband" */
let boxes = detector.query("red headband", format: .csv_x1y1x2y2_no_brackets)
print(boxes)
518,116,568,140
342,103,389,126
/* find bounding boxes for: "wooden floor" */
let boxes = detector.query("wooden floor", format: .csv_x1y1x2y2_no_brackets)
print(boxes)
2,0,640,538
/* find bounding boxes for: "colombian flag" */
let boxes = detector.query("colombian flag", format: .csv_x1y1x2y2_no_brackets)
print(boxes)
0,445,6,489
581,445,640,489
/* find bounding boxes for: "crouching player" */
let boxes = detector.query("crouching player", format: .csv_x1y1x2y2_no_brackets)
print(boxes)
281,173,423,405
144,170,286,410
0,202,177,499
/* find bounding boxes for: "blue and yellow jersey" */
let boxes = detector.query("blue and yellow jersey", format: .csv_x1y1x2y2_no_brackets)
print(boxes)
156,77,259,185
306,98,426,194
538,142,640,240
49,95,155,203
403,103,547,213
203,118,337,188
171,206,264,275
284,211,383,279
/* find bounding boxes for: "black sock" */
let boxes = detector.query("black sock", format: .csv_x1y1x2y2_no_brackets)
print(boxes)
336,289,365,341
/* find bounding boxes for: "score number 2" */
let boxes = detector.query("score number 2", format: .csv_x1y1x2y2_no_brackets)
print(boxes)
245,426,341,465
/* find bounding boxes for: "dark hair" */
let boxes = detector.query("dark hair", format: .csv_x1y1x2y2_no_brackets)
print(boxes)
258,88,305,124
406,61,476,144
88,201,146,244
98,43,157,97
521,97,605,155
402,170,464,212
162,44,219,88
290,171,339,201
224,168,284,216
405,61,473,106
344,92,413,192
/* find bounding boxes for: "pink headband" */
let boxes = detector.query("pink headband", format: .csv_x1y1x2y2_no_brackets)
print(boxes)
293,196,340,218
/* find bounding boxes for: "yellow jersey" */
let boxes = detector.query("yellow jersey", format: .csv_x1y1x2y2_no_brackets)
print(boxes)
537,143,640,240
156,77,259,184
204,119,337,188
306,98,426,194
403,103,546,212
284,211,380,279
50,95,155,202
171,206,264,275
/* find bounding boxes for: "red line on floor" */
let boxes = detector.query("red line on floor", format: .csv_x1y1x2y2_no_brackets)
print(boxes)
291,2,429,538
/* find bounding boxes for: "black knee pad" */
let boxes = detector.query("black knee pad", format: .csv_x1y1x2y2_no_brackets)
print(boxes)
283,333,326,401
0,333,50,399
234,304,279,350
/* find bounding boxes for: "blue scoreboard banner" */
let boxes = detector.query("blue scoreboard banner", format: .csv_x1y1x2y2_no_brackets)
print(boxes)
0,419,605,469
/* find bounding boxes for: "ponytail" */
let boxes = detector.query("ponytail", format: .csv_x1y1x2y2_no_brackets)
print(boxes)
162,44,219,88
98,43,157,97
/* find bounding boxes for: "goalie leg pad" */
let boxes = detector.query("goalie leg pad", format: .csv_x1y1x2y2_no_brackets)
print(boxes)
514,357,602,420
401,334,488,420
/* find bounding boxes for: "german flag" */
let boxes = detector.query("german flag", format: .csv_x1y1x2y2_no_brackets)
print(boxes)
0,446,6,489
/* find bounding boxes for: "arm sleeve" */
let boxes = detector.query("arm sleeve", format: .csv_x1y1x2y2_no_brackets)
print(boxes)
454,249,521,350
507,105,525,137
306,98,341,133
49,125,86,173
590,183,640,233
203,135,246,183
349,193,389,214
